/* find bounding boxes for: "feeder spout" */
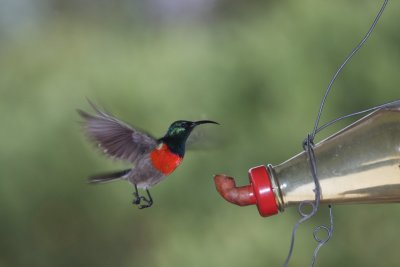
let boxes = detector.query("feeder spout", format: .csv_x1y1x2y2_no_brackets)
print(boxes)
214,175,256,206
214,166,279,217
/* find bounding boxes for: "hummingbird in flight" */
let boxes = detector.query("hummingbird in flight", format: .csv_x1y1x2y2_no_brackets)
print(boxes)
78,101,219,209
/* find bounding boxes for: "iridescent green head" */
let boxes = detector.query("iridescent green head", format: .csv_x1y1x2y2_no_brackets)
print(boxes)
161,120,219,156
164,120,218,139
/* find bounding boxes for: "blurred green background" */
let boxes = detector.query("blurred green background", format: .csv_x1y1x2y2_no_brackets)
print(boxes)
1,0,399,266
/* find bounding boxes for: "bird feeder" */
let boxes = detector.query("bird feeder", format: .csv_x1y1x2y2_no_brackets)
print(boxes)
214,101,400,217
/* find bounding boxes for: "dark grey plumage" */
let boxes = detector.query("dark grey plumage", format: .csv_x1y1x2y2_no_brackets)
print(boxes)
78,101,163,189
78,102,157,163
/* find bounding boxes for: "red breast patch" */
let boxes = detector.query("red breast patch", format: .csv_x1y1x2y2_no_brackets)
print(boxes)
150,143,183,175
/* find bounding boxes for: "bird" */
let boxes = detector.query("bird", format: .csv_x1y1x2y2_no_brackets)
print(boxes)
78,101,219,209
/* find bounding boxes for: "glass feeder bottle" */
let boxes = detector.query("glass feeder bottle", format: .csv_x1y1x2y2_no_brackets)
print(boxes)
214,101,400,217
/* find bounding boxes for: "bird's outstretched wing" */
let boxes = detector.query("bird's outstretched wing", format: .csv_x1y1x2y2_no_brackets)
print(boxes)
78,101,158,164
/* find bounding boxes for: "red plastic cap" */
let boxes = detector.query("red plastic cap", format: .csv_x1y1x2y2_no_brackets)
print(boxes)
248,165,278,217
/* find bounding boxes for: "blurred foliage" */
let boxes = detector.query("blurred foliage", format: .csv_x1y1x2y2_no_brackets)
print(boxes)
0,1,400,267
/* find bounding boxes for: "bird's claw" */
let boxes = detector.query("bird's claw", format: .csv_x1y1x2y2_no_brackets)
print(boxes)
132,192,141,205
139,202,152,209
132,193,153,209
137,196,153,209
132,197,141,205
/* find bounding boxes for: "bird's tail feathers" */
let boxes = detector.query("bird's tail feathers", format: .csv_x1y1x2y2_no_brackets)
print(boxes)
88,169,131,184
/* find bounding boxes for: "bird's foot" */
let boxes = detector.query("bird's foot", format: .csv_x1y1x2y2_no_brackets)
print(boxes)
132,196,153,209
132,194,141,205
138,196,153,209
132,188,153,209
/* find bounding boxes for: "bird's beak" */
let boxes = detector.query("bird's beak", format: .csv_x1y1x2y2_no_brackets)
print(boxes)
193,120,219,127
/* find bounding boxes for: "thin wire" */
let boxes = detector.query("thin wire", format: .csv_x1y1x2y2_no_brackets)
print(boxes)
310,205,334,267
282,201,316,267
316,99,400,134
282,1,388,266
311,0,389,140
282,134,322,267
